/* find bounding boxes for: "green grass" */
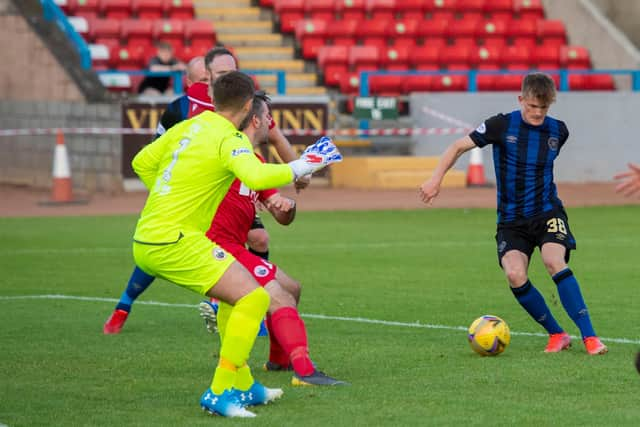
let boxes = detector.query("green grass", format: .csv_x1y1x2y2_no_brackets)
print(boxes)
1,206,640,426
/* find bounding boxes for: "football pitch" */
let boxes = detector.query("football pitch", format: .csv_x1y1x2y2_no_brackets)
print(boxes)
1,206,639,426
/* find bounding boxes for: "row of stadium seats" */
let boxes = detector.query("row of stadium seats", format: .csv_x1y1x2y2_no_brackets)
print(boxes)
55,0,194,20
295,17,567,59
69,17,216,53
271,0,546,33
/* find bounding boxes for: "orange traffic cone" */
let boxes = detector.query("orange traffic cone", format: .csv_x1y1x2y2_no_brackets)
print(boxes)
466,147,488,187
40,131,87,205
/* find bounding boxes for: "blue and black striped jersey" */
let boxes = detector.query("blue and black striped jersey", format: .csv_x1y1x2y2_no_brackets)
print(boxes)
469,110,570,224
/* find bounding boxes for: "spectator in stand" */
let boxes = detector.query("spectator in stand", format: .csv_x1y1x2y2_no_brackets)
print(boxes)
138,41,186,96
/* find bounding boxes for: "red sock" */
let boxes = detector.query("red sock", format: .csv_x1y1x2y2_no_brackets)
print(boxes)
270,307,315,376
266,314,289,367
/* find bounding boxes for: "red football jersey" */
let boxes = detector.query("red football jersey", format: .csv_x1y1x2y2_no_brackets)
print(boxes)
206,153,278,245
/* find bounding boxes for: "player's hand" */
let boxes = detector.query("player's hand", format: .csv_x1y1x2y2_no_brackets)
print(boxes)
419,178,440,205
614,163,640,197
264,194,296,212
288,136,342,179
294,174,311,193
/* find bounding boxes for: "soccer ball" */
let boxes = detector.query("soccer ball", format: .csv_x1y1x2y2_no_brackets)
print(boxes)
467,315,511,356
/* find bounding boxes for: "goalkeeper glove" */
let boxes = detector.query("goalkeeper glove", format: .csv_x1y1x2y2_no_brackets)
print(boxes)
288,136,343,179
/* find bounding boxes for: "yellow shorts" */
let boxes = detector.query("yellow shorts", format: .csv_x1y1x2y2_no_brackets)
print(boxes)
133,231,235,296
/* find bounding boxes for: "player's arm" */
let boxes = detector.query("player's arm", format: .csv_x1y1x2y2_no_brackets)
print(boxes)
419,136,476,204
263,193,296,225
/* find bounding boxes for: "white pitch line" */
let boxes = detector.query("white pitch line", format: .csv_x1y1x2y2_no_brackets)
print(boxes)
1,294,639,345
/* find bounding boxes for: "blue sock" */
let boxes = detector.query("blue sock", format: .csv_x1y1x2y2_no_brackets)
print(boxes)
553,268,596,339
115,266,155,313
511,280,564,334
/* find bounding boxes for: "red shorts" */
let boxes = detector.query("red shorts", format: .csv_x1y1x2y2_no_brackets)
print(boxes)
221,242,277,286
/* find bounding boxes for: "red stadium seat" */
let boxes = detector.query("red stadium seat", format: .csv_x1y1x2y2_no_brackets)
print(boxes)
476,64,500,91
121,19,154,51
410,45,441,68
440,45,471,67
400,0,425,20
89,43,110,69
537,19,567,48
366,0,396,21
133,0,164,19
185,20,216,53
357,18,392,51
370,75,405,96
446,14,481,46
585,74,615,90
560,45,591,68
164,0,194,20
532,43,560,68
380,46,411,70
506,17,537,49
469,45,501,67
336,0,366,21
339,72,361,94
417,15,449,45
305,0,336,21
69,0,100,19
484,0,513,21
349,45,380,72
326,18,359,47
176,44,208,62
260,0,275,7
500,44,531,68
493,65,526,90
388,19,420,48
475,19,508,45
68,16,89,39
109,45,145,69
153,20,186,51
513,0,544,21
318,45,349,86
275,0,305,34
89,18,121,45
432,72,468,91
100,0,132,19
424,0,456,20
295,19,329,59
403,70,435,93
456,0,485,14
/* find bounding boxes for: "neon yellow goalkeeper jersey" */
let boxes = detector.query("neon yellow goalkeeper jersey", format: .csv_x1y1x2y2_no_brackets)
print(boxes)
132,110,293,244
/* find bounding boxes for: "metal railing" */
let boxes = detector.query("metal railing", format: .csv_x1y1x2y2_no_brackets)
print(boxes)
40,0,91,69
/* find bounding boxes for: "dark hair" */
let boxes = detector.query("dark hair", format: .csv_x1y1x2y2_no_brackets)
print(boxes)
204,46,236,69
213,71,255,112
522,72,556,105
251,90,271,116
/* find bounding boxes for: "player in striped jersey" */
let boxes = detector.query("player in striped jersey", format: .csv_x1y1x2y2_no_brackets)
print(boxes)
420,72,607,355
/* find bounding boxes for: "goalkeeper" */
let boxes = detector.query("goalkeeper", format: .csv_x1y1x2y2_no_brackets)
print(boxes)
129,71,342,418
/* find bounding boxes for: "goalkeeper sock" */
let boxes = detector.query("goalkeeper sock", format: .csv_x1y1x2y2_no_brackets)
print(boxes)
512,280,563,334
234,363,254,391
115,266,155,312
270,307,315,376
553,268,596,338
212,287,269,393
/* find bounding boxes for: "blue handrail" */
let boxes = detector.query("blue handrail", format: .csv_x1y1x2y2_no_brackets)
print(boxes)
40,0,91,69
359,68,640,96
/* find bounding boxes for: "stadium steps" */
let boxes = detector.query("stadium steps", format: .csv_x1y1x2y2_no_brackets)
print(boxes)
193,0,326,97
331,157,466,190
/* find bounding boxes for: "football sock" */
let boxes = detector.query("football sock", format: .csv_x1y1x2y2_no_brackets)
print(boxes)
266,314,289,367
115,266,155,312
511,280,563,334
249,248,269,261
234,363,254,391
212,287,269,394
270,307,315,376
553,268,596,338
216,301,233,343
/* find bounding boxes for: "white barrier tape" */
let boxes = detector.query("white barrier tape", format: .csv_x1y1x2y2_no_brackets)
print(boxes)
421,106,474,129
0,127,473,138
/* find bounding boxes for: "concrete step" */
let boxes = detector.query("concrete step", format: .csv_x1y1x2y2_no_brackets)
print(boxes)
285,86,327,96
233,46,294,61
198,7,263,21
257,72,318,88
242,59,305,72
214,20,273,34
219,33,283,47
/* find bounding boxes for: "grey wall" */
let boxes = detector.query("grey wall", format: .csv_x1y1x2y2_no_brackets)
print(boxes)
0,101,122,193
589,0,640,50
410,92,640,182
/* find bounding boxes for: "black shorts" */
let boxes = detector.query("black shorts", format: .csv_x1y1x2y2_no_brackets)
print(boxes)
495,208,576,266
250,215,264,230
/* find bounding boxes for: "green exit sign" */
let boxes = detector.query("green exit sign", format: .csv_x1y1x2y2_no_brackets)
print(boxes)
353,97,398,120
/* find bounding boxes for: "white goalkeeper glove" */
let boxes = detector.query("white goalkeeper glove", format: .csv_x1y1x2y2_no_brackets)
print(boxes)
288,136,343,179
